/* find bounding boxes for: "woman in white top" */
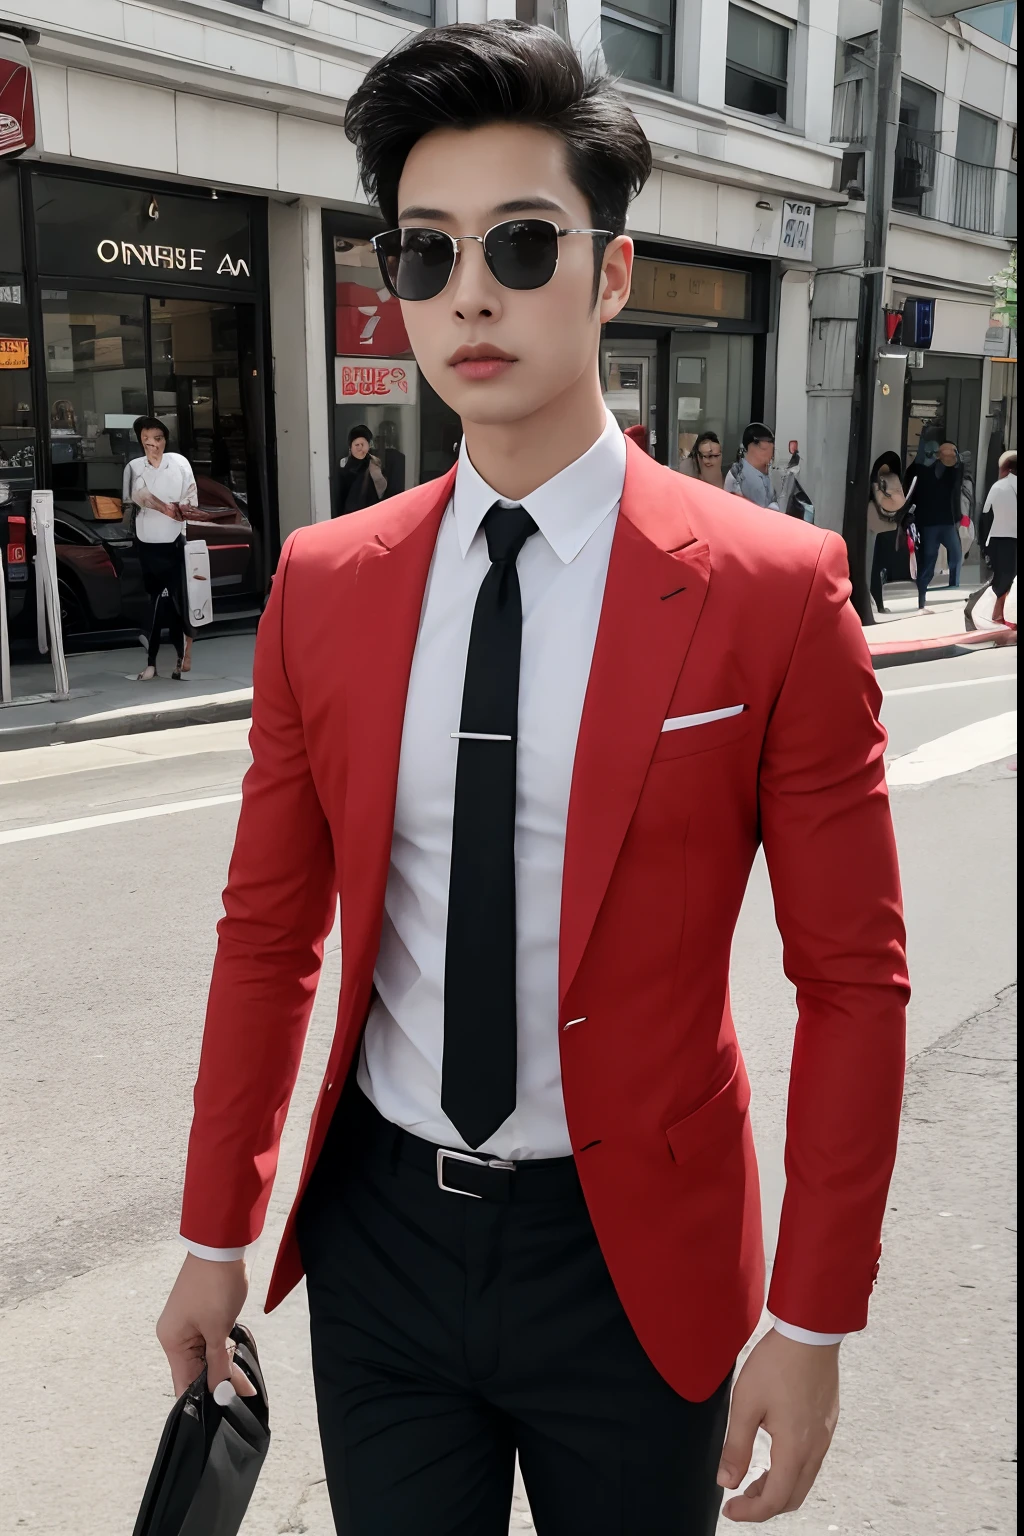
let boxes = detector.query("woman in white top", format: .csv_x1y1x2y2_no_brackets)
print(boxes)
981,450,1017,626
124,417,198,679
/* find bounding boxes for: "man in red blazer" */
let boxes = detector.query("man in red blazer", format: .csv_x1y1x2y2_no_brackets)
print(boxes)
158,23,908,1533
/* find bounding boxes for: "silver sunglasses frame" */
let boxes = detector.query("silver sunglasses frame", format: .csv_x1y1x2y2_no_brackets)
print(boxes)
371,219,613,301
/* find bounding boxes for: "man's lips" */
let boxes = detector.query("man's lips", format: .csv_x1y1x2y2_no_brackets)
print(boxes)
448,346,517,382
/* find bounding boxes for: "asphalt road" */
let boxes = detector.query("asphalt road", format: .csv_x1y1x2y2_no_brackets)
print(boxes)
0,646,1016,1535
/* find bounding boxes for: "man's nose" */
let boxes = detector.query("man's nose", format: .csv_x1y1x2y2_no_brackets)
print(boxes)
450,238,502,322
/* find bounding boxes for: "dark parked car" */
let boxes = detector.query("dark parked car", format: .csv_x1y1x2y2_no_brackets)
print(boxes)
2,475,259,641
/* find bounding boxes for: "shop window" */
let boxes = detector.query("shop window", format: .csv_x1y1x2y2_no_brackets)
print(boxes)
725,5,790,121
0,168,35,518
602,0,675,90
41,290,147,512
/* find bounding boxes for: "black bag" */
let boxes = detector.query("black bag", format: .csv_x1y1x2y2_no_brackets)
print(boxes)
133,1325,270,1536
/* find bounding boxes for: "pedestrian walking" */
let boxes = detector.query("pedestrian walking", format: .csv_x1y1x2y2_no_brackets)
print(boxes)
982,450,1017,626
157,23,907,1535
867,451,909,615
689,429,725,488
335,424,389,514
124,417,197,681
906,440,966,609
723,422,780,508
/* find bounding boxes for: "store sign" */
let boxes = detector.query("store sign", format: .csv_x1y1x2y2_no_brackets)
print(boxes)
0,285,23,304
626,259,749,321
336,358,418,405
0,337,29,369
95,239,250,278
0,52,35,158
780,200,815,260
32,174,254,288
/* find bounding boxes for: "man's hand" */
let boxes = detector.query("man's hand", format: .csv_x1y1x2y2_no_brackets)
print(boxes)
157,1253,253,1398
717,1329,840,1523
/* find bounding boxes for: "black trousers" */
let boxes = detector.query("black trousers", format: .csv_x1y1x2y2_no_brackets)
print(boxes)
136,538,189,665
297,1089,732,1535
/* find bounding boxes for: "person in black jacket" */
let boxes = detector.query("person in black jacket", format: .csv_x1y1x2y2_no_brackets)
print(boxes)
336,425,388,515
906,440,963,609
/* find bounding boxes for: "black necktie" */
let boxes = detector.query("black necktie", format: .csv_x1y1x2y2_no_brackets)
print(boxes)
442,503,538,1149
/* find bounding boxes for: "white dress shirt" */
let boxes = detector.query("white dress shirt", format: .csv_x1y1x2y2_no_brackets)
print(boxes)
124,452,198,542
184,411,842,1343
357,410,623,1159
983,472,1017,540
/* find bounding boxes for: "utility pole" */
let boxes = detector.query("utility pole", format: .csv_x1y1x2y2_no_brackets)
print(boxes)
842,0,903,624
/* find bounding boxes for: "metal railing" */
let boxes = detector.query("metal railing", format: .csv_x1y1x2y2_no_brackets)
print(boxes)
892,125,1011,236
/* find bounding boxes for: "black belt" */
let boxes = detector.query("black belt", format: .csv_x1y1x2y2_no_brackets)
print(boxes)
347,1087,582,1205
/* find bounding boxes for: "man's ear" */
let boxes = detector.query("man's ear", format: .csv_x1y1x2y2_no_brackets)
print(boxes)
597,236,633,323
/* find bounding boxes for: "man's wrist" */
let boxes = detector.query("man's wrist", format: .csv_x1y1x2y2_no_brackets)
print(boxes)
771,1318,847,1347
179,1235,248,1263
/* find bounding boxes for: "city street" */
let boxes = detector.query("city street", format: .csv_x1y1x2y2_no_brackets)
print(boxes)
0,645,1016,1536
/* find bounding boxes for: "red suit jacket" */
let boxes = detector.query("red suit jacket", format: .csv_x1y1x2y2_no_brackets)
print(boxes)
182,443,908,1402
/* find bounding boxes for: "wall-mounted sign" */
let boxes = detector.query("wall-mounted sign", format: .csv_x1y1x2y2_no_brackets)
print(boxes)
334,236,412,357
626,259,750,320
32,174,254,289
0,50,35,158
780,200,815,260
0,285,22,305
335,358,418,405
0,337,28,369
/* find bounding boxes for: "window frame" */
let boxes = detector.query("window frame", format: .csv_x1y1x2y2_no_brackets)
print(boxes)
724,1,794,126
601,0,677,93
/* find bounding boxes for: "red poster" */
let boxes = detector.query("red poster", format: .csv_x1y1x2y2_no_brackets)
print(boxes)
336,280,411,357
0,59,35,157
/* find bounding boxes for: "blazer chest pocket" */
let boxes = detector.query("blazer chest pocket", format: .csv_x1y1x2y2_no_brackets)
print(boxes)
650,704,752,764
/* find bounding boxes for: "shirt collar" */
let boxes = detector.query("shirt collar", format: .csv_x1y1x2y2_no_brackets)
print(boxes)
452,409,626,564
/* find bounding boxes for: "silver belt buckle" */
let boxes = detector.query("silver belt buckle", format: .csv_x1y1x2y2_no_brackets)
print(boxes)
436,1148,516,1198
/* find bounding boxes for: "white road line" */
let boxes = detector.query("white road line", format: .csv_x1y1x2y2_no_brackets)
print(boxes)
884,673,1017,698
887,712,1016,786
0,793,242,846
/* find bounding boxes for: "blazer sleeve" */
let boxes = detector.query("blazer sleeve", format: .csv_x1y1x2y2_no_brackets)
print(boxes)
180,533,337,1249
759,531,909,1333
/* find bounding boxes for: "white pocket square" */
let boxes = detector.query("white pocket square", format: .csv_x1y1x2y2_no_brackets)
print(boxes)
662,704,746,733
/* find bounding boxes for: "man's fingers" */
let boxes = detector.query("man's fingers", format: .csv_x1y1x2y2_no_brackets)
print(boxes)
717,1399,763,1489
204,1335,234,1392
229,1359,259,1398
721,1448,805,1524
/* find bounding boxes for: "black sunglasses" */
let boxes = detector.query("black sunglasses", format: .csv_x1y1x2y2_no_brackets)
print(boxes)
371,219,613,302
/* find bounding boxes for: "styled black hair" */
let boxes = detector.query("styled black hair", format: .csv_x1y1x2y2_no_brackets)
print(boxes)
742,422,775,449
344,22,652,238
133,415,169,444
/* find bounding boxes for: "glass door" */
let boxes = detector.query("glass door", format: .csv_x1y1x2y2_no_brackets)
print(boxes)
601,339,657,451
149,296,260,607
669,332,753,471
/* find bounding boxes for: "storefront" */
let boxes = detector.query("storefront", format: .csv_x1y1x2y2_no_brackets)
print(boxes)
0,164,275,639
601,245,770,471
323,211,461,516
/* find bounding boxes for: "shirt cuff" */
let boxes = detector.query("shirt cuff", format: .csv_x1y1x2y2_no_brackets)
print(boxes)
179,1235,248,1262
771,1318,847,1346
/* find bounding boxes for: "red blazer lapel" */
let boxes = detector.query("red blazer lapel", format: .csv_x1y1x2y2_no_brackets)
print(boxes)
338,471,455,996
560,444,711,1004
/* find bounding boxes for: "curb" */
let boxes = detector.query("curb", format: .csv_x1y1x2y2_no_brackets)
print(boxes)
0,691,254,753
869,628,1017,670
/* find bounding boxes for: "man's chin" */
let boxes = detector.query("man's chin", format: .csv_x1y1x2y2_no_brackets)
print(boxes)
433,378,557,430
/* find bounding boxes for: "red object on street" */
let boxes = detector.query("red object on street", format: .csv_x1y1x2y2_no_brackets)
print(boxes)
0,60,35,157
181,446,908,1402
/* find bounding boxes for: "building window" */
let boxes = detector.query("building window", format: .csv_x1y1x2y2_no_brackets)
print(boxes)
955,2,1016,45
956,106,998,168
602,0,675,90
725,4,790,121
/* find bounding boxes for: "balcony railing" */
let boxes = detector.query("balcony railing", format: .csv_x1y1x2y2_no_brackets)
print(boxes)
893,124,1012,236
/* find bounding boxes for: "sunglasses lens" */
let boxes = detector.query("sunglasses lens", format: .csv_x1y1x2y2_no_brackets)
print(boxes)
376,229,455,301
484,220,560,290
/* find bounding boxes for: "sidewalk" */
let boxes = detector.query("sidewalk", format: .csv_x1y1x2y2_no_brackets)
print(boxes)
0,630,255,751
1,577,1016,749
865,579,1017,668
